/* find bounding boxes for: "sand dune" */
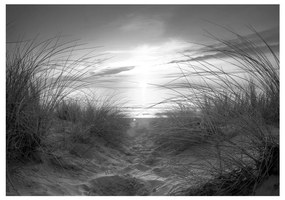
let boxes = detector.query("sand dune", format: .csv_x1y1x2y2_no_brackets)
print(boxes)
7,124,279,196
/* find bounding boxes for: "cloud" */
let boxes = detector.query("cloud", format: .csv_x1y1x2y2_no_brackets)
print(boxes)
91,66,136,76
79,73,138,90
120,15,163,31
105,39,190,56
119,15,165,37
170,27,279,64
170,43,279,64
168,53,220,64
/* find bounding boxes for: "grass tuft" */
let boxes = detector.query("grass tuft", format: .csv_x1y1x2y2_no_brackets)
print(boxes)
6,37,100,161
153,28,279,195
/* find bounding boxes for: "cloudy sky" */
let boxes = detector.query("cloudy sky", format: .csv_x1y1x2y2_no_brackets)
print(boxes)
6,5,279,117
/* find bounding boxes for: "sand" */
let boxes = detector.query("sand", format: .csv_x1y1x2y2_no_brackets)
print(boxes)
7,133,189,196
6,125,279,196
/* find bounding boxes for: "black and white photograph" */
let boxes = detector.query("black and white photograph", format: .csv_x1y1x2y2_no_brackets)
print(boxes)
6,3,280,196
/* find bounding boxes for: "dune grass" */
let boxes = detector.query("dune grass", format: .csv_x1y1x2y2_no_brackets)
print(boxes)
54,96,131,149
6,37,130,162
153,28,279,195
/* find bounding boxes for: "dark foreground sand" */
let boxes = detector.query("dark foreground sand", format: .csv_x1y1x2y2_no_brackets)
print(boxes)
6,126,279,196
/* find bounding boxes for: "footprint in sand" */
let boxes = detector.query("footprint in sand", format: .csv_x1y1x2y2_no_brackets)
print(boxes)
144,157,162,166
133,163,150,172
82,175,150,196
152,167,172,178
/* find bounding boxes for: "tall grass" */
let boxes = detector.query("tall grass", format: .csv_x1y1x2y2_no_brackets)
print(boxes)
154,28,279,195
151,106,207,154
54,96,131,149
6,37,99,160
55,98,83,123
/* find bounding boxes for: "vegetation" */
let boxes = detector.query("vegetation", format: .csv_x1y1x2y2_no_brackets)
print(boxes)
54,97,130,148
153,28,279,195
6,37,130,161
6,28,279,196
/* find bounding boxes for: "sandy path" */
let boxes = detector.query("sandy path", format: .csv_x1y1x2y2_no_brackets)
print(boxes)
8,128,277,196
7,133,199,196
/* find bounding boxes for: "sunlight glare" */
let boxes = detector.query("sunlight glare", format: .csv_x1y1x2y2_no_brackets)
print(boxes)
139,79,147,106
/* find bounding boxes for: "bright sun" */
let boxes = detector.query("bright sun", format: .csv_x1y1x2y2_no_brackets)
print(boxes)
130,45,155,107
139,80,147,89
139,79,147,106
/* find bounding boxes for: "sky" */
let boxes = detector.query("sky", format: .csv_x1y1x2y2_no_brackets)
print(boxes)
6,5,279,117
